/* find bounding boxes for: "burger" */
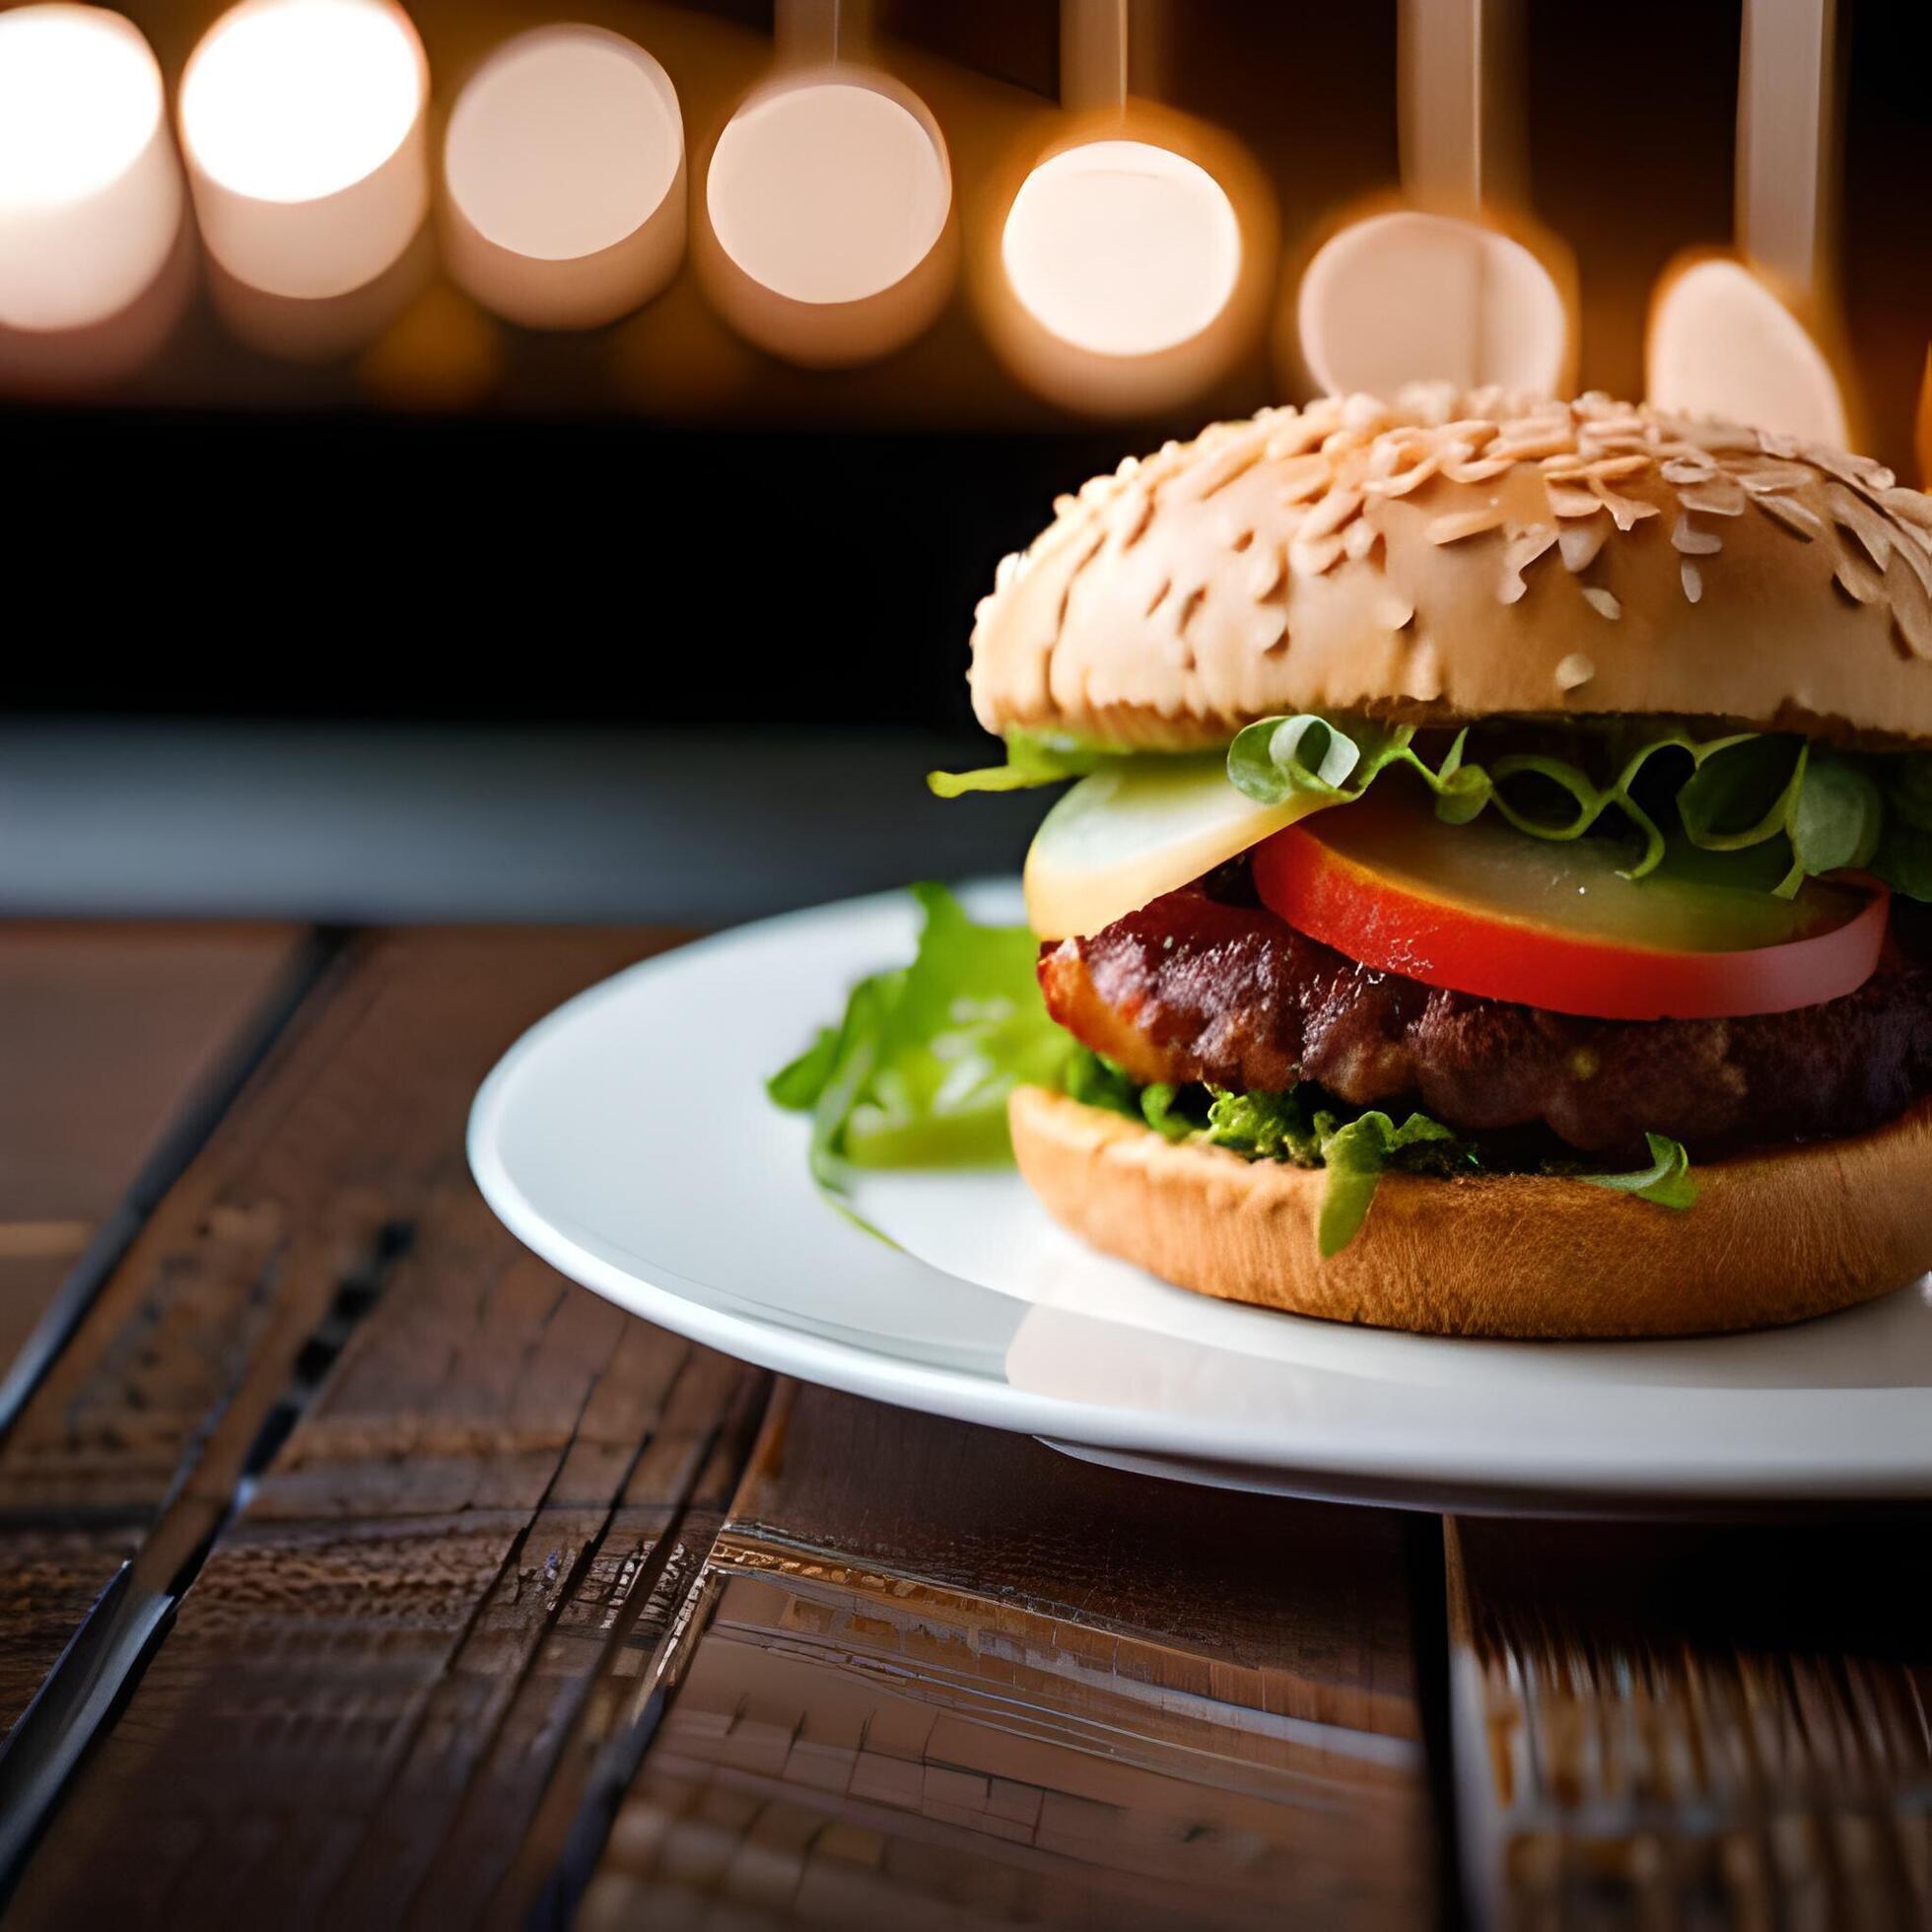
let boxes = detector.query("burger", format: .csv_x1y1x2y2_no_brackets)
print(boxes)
778,387,1932,1339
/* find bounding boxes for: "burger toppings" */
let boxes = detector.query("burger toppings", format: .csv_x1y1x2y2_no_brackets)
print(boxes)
767,883,1065,1185
1041,878,1932,1161
771,884,1724,1256
944,712,1932,943
1250,789,1889,1019
776,708,1930,1258
1062,1042,1696,1258
1018,753,1311,946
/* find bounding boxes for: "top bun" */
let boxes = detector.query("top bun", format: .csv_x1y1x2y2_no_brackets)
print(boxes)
968,386,1932,751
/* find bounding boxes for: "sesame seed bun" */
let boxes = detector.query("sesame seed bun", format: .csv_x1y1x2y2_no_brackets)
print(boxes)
1009,1085,1932,1340
968,386,1932,752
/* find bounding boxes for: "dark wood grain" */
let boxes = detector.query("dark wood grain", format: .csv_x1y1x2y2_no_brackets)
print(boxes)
0,923,304,1374
0,930,788,1930
0,932,668,1734
1447,1514,1932,1929
28,919,1931,1930
574,1382,1438,1930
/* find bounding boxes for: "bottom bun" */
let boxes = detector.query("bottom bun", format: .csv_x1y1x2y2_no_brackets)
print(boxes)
1008,1085,1932,1339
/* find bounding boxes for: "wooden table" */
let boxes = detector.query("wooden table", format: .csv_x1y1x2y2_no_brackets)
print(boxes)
0,926,1924,1930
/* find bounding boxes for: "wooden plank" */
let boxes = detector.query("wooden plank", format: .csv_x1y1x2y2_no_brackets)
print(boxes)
1,929,785,1931
0,1262,70,1407
573,1383,1438,1930
1446,1514,1932,1929
0,930,662,1735
0,923,306,1374
0,923,304,1224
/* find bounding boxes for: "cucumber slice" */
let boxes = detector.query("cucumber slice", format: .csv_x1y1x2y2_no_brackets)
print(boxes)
1024,755,1333,939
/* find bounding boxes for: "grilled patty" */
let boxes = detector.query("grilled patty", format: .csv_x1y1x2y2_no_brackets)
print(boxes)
1039,879,1932,1160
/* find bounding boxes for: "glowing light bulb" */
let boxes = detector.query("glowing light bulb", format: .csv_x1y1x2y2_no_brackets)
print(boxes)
699,68,953,366
0,5,181,332
443,26,684,329
179,0,428,300
1297,209,1569,397
1647,255,1846,448
1000,140,1240,358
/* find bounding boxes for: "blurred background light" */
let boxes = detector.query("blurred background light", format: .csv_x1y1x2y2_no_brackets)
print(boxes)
1297,208,1568,396
179,0,429,300
1645,0,1850,446
443,25,685,331
1291,0,1572,397
971,3,1273,415
1648,255,1848,447
1918,347,1932,489
709,77,946,306
0,5,181,333
700,65,954,366
1000,138,1237,358
974,102,1273,417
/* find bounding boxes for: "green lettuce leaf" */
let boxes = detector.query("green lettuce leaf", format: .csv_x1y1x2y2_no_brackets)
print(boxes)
1065,1049,1203,1141
1312,1110,1469,1257
1891,755,1932,832
1787,752,1885,877
927,728,1109,797
1138,1082,1196,1141
1226,712,1931,898
1875,819,1932,899
1060,1049,1698,1253
1578,1133,1698,1210
1203,1084,1323,1162
936,710,1930,902
1225,715,1489,823
1873,757,1932,899
768,883,1068,1185
1063,1046,1145,1118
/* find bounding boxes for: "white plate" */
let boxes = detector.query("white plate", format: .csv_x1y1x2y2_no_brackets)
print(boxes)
469,885,1932,1513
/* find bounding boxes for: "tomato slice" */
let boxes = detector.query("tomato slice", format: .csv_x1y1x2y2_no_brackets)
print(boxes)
1251,790,1889,1020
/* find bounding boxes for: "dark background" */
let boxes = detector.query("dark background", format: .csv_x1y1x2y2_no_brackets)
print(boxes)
10,0,1931,740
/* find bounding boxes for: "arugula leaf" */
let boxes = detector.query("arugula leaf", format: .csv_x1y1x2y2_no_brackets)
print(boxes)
1069,1052,1699,1253
1871,756,1932,897
1891,755,1932,833
1578,1133,1698,1210
800,971,900,1188
1788,752,1885,877
937,708,1931,903
769,884,1068,1185
766,1025,841,1110
1226,713,1932,900
927,728,1109,797
1138,1082,1196,1141
1676,736,1806,847
1226,714,1489,821
1208,1085,1477,1251
1203,1084,1322,1162
1313,1110,1468,1257
1874,817,1932,900
1063,1046,1145,1118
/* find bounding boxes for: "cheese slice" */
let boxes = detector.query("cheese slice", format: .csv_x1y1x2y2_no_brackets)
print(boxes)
1023,756,1338,939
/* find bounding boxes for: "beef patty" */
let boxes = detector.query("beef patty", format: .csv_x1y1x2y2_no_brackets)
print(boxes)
1039,880,1932,1159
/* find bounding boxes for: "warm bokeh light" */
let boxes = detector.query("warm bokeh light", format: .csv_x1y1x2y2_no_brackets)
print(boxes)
1296,208,1570,398
1000,139,1240,358
1647,254,1847,447
0,5,181,332
709,76,948,305
1917,346,1931,491
179,0,428,300
973,104,1275,418
699,67,953,366
443,25,684,330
